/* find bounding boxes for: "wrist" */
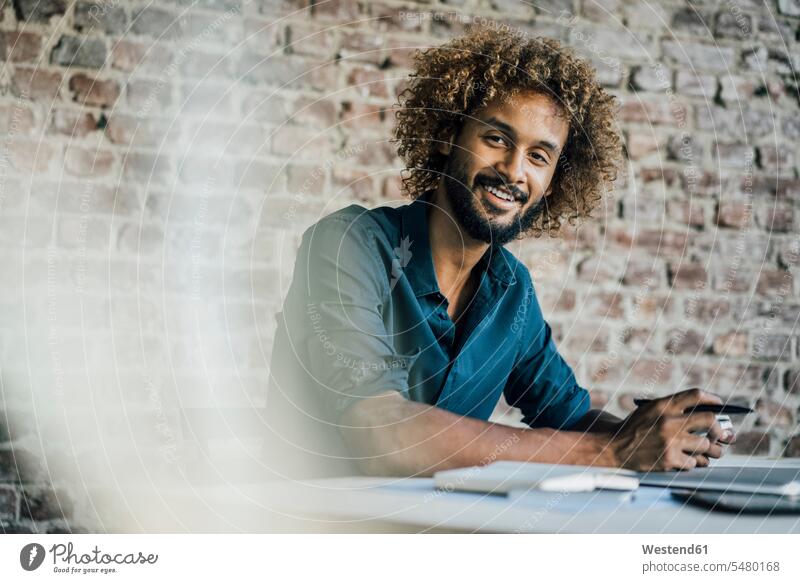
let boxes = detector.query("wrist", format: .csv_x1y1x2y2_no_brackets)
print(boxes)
587,430,620,468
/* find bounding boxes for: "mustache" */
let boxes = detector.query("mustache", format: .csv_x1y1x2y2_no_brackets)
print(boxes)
474,175,527,203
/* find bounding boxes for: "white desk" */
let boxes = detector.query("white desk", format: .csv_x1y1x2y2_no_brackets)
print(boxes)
252,456,800,533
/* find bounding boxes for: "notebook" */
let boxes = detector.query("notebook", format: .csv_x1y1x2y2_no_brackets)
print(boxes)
433,461,639,494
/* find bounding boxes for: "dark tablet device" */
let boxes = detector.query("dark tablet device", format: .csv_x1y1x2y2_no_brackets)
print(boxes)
671,489,800,515
632,399,753,415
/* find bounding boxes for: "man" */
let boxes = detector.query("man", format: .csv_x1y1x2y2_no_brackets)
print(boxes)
266,28,734,479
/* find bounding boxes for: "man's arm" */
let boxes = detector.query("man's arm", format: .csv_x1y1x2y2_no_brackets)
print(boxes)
339,391,616,477
339,388,734,477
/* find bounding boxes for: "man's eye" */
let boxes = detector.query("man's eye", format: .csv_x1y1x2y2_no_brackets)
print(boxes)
486,135,506,145
530,152,548,163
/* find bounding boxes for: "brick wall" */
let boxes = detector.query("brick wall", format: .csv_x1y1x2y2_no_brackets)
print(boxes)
0,0,799,532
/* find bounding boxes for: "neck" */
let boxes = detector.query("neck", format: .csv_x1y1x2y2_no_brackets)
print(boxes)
428,182,489,298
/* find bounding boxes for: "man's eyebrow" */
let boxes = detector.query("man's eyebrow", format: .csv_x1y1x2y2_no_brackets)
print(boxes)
480,116,560,153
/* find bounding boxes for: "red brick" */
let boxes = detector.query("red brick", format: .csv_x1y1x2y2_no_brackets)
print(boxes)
612,227,689,257
639,167,681,186
621,328,656,352
665,328,705,355
64,147,115,177
625,131,659,159
346,66,389,99
757,269,793,296
756,398,794,430
619,98,690,126
284,21,336,58
631,358,674,386
588,357,624,386
564,328,608,354
332,167,376,204
341,101,387,130
755,204,794,233
758,144,794,171
339,30,390,66
622,258,664,289
11,67,63,101
584,292,625,319
69,73,120,108
715,200,752,228
111,40,174,73
0,103,36,135
712,332,748,357
382,174,403,200
668,262,707,290
104,114,176,148
731,430,771,456
290,96,338,127
49,109,98,138
684,171,723,197
667,200,705,227
0,30,42,63
312,0,360,20
686,298,730,322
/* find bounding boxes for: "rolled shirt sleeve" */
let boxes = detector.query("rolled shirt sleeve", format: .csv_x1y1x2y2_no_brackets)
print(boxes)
503,287,591,430
289,214,413,423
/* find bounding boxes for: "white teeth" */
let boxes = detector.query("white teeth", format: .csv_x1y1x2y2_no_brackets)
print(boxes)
485,185,514,202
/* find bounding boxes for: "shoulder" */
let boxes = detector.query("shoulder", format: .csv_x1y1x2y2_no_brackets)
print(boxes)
301,203,400,247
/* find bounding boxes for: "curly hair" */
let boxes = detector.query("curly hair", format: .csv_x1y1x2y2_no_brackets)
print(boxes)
393,26,623,236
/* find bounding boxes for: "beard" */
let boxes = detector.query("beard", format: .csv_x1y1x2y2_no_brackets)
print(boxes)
441,153,546,247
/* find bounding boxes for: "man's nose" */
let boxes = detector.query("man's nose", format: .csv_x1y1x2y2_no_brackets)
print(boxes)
494,147,526,187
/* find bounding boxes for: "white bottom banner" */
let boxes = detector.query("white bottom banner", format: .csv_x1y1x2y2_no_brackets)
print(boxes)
1,534,799,582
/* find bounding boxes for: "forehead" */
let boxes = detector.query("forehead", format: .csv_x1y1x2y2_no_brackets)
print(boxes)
472,89,569,148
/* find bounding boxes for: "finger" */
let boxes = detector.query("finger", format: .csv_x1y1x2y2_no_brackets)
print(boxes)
662,388,722,414
679,411,718,433
717,429,736,444
704,442,724,459
665,452,698,471
681,434,713,455
693,454,711,468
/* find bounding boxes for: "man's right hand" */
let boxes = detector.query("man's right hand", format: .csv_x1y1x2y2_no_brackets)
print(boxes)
609,388,735,471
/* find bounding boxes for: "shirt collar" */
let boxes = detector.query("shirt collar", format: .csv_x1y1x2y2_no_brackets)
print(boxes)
399,191,517,298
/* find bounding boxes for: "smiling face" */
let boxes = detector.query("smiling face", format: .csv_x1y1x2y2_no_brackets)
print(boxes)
437,89,570,246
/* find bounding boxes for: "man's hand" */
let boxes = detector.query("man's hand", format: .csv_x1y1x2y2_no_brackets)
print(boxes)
609,388,736,471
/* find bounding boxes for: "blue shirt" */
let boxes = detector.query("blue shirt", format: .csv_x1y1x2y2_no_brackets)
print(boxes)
267,192,590,475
